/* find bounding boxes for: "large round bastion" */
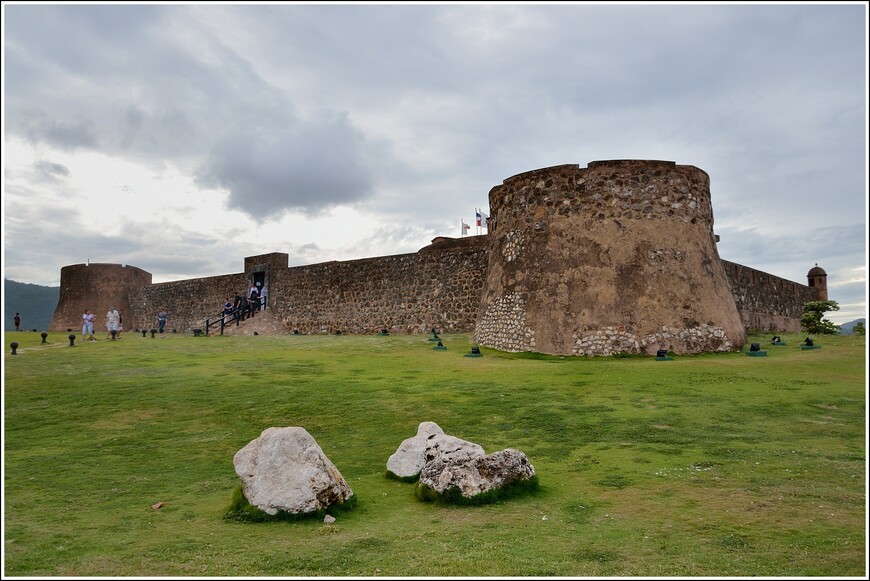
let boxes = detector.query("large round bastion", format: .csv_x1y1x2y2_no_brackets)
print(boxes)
474,160,746,356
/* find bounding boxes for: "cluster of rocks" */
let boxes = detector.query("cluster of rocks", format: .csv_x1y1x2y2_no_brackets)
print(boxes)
231,422,536,518
387,421,536,501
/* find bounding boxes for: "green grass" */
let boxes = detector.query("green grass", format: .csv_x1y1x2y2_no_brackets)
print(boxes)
3,330,867,576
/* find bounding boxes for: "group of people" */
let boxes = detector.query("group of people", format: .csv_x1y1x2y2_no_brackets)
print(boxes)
78,307,171,341
80,307,125,342
221,283,267,324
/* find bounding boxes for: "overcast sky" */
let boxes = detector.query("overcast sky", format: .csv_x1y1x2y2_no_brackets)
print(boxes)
2,2,867,324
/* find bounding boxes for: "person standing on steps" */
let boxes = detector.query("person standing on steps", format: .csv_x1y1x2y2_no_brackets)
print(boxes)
239,293,249,321
233,292,243,321
248,283,259,318
222,298,234,325
259,285,268,311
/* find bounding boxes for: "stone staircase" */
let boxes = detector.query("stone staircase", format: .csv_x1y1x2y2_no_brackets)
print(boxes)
218,309,288,336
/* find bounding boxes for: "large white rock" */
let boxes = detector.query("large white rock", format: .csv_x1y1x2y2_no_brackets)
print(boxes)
233,426,353,515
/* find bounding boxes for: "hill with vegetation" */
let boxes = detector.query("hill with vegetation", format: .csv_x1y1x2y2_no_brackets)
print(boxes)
4,279,59,332
838,318,866,335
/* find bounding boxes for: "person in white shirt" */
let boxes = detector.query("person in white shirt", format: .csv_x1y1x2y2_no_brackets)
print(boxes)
105,307,120,339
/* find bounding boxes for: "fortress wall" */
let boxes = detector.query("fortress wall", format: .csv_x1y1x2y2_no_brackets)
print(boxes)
721,260,816,333
128,273,249,332
268,236,488,335
476,160,746,356
51,263,152,332
49,161,818,344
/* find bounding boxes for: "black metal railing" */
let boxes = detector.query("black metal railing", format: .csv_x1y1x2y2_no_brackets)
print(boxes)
204,297,267,336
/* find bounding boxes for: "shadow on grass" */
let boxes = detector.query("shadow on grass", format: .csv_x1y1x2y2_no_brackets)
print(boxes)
222,485,357,523
413,475,541,506
385,470,420,483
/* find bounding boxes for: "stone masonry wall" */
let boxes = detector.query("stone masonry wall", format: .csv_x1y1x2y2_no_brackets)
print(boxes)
128,273,249,333
49,244,818,341
721,260,816,333
268,236,488,335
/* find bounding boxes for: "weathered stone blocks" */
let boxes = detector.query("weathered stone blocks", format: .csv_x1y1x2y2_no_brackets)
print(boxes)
476,160,747,356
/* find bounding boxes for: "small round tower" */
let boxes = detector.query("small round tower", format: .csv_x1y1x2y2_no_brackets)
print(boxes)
806,264,828,301
474,160,746,356
51,263,152,331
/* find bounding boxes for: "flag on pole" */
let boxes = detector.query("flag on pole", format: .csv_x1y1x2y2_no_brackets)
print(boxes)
461,220,470,236
476,209,489,229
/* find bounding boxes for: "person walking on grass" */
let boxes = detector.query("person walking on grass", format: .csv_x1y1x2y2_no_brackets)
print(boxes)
13,312,21,331
105,307,120,339
157,310,168,334
82,309,96,342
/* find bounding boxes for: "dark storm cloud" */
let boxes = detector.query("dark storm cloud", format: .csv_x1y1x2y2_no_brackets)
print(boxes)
5,4,291,155
4,2,389,221
16,111,100,151
195,115,377,220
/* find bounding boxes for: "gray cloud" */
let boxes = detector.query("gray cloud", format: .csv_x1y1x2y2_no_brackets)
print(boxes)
2,3,865,323
195,113,378,220
15,110,100,151
33,159,71,181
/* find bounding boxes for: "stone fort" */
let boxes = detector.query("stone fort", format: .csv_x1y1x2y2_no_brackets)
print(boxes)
50,160,827,356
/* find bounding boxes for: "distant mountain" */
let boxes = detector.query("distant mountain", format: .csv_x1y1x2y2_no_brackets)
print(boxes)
839,318,866,335
4,279,60,332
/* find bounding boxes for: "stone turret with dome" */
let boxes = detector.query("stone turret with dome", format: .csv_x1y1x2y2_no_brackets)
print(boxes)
807,263,828,301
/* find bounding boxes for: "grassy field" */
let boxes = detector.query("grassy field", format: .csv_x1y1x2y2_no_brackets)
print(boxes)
3,330,867,577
